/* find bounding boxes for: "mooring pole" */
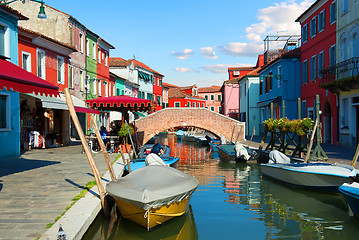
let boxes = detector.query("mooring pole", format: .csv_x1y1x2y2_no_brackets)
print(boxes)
90,114,116,181
64,88,107,211
297,98,301,119
270,102,274,119
125,120,137,158
282,100,285,118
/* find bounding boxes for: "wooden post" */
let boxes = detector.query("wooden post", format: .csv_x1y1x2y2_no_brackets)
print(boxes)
64,88,107,211
235,125,243,143
230,125,235,143
351,142,359,167
248,126,255,148
304,118,319,163
90,114,116,181
270,102,274,119
282,100,285,118
125,120,137,158
119,144,131,173
297,98,301,119
315,94,321,144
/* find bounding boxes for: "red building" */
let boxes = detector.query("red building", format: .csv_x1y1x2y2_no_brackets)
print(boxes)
97,38,115,98
153,71,164,111
296,0,338,144
165,84,206,108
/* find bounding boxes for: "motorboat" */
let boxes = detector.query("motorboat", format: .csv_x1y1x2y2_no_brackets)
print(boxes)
137,143,171,159
339,179,359,219
260,151,357,192
107,165,199,230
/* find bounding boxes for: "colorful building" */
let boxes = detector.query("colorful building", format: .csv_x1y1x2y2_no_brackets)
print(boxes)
257,47,301,134
221,67,256,119
320,0,359,147
167,84,206,108
153,72,164,111
296,0,338,144
198,85,222,113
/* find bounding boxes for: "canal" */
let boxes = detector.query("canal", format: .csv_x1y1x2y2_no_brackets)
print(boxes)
83,134,359,239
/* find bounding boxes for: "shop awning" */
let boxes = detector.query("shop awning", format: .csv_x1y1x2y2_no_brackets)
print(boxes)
0,58,59,96
257,96,282,107
86,95,154,112
26,93,100,114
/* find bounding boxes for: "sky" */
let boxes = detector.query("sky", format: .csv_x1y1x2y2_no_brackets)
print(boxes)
48,0,315,87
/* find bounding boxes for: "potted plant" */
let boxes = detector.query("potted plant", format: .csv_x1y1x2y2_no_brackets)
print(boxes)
118,123,134,153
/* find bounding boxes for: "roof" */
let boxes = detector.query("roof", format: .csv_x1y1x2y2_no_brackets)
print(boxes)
295,0,321,22
258,47,301,74
0,5,28,20
177,85,196,91
198,85,221,93
132,59,164,76
223,77,242,84
168,87,206,100
109,57,130,67
18,27,77,52
162,82,178,89
228,67,256,72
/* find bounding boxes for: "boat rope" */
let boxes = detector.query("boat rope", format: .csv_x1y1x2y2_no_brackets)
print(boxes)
144,209,150,231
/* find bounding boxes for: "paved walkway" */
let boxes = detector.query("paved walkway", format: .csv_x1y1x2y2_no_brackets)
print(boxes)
0,142,119,240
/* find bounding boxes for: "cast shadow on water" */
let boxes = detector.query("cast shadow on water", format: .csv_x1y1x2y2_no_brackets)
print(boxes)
82,205,198,240
0,158,60,178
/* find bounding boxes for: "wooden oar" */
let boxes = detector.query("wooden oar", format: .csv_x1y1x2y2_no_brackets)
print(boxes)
304,118,319,163
351,142,359,167
64,88,107,211
90,114,116,181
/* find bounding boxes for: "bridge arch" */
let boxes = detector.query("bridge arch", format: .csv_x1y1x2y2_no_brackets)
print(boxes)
134,108,245,145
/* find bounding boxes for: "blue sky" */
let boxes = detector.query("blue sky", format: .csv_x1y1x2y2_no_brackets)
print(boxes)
48,0,314,87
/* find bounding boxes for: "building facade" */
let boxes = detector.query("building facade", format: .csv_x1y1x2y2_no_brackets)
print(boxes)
198,85,222,113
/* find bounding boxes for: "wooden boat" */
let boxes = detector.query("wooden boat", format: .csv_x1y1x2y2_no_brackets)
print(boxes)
261,162,357,192
339,181,359,219
125,156,179,172
175,130,185,139
107,165,199,230
217,143,255,162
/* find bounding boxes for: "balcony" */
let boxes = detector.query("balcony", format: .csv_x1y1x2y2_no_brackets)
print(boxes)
320,57,359,93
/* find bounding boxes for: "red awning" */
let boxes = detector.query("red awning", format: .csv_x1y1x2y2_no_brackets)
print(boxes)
0,59,59,96
74,106,100,114
86,95,154,111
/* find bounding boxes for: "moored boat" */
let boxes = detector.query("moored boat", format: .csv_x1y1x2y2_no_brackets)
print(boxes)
125,156,179,172
261,162,357,192
107,165,199,230
137,143,172,158
339,181,359,219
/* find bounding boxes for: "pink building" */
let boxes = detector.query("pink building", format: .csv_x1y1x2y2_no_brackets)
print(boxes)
198,86,222,113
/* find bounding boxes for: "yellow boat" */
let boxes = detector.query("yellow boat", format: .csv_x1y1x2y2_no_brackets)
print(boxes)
106,165,198,230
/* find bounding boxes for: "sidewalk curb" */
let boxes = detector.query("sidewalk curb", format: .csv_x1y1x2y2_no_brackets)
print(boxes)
39,158,125,240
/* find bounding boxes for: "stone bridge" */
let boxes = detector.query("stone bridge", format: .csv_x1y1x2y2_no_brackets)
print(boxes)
134,108,245,145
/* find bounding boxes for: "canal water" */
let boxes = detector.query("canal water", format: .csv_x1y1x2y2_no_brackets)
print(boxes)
83,134,359,240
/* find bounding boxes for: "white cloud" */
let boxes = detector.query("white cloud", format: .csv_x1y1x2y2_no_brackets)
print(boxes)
174,67,197,73
171,49,194,60
199,47,218,59
216,0,314,57
201,63,253,74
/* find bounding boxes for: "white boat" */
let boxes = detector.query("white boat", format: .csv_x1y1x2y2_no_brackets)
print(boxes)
339,181,359,219
260,161,357,192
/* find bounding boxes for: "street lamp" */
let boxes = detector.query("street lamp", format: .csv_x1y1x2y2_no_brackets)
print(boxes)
0,0,47,19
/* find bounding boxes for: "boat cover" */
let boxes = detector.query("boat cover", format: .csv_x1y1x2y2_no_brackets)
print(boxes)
269,150,291,164
234,143,250,160
145,153,167,166
107,165,199,210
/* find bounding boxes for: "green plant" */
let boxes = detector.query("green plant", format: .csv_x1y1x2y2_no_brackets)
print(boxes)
118,123,134,144
263,118,314,136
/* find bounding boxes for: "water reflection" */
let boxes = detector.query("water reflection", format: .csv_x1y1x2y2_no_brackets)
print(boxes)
83,134,359,240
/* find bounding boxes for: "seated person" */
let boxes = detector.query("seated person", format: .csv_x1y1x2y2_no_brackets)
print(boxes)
150,143,163,156
99,126,109,150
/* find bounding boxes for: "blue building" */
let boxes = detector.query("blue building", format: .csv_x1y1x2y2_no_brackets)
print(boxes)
257,47,301,135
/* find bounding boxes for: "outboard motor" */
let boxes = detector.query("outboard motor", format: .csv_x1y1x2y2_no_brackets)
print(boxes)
350,173,359,183
145,153,167,166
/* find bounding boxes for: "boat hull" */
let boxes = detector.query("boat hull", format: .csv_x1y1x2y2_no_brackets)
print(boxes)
260,163,356,192
114,197,191,229
339,183,359,219
125,157,179,172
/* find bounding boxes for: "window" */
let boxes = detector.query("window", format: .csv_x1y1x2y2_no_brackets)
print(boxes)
310,17,317,38
80,70,84,91
318,10,325,32
22,52,31,72
219,106,222,112
233,71,240,76
68,66,73,88
69,25,73,46
86,38,89,56
37,49,45,79
342,98,349,128
301,101,307,118
157,95,161,105
79,32,84,53
352,33,359,58
202,103,205,108
194,89,197,96
310,55,317,81
302,24,308,43
205,95,208,100
104,82,108,97
187,101,190,107
174,102,180,108
210,106,215,111
98,47,101,63
0,93,10,130
98,80,101,96
93,77,97,94
92,43,96,60
277,66,282,88
116,88,120,96
329,45,336,66
217,95,221,101
302,60,308,84
0,24,7,57
197,103,200,107
265,71,273,93
192,102,195,107
57,56,65,84
340,37,348,61
341,0,348,14
105,52,108,66
318,51,325,78
259,78,263,95
86,75,90,93
330,1,337,24
210,94,214,101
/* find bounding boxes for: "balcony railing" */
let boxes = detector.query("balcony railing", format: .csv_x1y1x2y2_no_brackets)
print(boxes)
320,57,359,84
